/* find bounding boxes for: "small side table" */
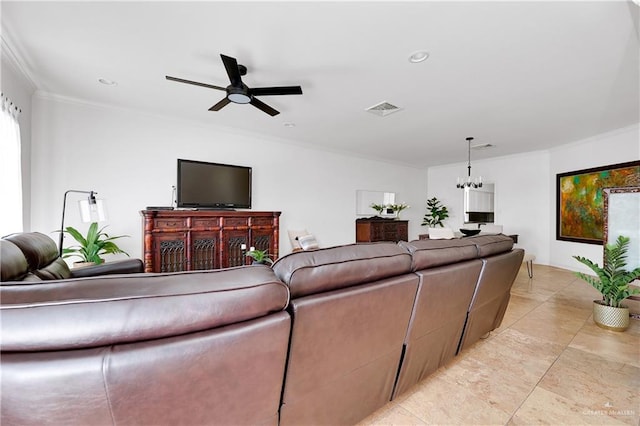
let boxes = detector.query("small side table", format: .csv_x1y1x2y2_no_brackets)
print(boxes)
523,253,536,278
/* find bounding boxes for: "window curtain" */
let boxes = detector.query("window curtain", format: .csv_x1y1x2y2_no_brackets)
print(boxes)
0,93,23,236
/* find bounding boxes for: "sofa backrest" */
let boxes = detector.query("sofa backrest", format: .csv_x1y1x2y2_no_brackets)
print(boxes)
399,237,478,270
1,266,288,351
1,266,291,425
3,232,72,281
272,242,413,298
272,243,418,425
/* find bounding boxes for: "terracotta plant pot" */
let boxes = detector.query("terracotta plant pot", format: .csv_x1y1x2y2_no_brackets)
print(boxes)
592,300,630,331
73,261,98,268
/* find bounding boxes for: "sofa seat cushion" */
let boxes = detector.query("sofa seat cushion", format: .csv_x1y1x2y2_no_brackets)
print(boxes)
0,266,289,351
34,258,73,280
272,242,412,298
400,238,479,271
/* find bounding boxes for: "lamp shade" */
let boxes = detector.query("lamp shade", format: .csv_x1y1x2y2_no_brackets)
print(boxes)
79,198,107,222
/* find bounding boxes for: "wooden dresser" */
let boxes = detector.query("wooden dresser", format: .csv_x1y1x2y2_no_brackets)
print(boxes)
356,218,408,243
141,210,280,273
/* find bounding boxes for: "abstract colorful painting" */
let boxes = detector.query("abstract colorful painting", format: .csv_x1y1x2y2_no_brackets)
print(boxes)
556,161,640,244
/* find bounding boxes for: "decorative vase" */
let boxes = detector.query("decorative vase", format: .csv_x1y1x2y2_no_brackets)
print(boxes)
592,301,630,331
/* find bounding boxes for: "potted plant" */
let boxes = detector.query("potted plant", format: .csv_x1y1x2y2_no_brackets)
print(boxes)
389,203,409,219
573,235,640,331
246,248,273,265
370,203,387,216
60,222,130,267
422,197,449,228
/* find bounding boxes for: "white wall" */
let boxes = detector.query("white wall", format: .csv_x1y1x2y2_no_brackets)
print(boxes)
426,124,639,272
427,150,551,264
549,124,640,272
29,94,428,259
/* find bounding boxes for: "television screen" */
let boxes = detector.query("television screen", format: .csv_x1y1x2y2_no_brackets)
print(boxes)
177,159,252,209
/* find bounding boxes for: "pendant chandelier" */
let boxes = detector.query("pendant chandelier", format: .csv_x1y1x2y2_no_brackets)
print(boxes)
456,137,483,189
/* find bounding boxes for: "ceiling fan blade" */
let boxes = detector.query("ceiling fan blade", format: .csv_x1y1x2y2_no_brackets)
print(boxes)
165,76,225,91
250,86,303,96
220,54,242,87
250,98,280,116
209,97,231,111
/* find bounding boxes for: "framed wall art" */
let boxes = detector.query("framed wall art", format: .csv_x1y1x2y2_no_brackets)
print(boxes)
556,160,640,244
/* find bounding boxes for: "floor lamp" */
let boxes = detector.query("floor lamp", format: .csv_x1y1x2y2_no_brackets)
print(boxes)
58,190,107,257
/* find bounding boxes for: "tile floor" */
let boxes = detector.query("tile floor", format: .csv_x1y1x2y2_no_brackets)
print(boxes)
359,264,640,425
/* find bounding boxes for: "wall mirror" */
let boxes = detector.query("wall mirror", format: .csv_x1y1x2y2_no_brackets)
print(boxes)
604,186,640,270
356,190,395,216
464,183,495,223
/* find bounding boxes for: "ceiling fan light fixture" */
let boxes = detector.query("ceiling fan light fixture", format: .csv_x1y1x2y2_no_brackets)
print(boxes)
228,93,251,104
227,86,251,104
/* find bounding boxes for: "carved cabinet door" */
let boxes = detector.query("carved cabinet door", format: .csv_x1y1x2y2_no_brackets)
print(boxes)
152,232,188,273
190,231,220,271
222,229,250,268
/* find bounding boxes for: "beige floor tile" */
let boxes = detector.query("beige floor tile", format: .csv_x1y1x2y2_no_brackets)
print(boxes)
569,318,640,367
493,294,543,333
357,403,426,426
464,329,565,384
509,387,631,425
398,374,512,425
509,300,591,345
434,354,536,415
537,348,639,424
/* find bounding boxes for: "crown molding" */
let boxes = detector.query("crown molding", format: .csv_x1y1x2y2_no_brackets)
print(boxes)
1,30,39,92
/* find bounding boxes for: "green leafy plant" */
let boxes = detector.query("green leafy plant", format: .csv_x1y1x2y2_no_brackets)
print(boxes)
573,235,640,308
60,222,130,264
422,197,449,227
246,249,273,265
390,203,409,214
370,203,386,215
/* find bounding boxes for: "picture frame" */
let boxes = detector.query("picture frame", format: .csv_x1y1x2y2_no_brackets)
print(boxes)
603,186,640,270
556,160,640,244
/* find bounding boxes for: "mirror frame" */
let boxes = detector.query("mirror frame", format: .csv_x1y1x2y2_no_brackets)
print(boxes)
463,183,495,224
603,186,640,270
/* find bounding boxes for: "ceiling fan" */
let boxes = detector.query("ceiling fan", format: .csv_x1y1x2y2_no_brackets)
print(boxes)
166,54,303,116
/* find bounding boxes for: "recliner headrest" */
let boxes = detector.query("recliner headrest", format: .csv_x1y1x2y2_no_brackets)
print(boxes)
0,240,30,282
5,232,60,270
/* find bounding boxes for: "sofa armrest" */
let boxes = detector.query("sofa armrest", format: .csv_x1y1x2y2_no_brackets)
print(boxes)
70,258,144,278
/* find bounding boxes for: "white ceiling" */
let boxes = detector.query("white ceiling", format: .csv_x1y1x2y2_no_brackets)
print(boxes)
2,1,639,167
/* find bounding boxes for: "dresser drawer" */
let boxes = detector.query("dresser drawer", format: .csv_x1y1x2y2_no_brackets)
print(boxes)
192,218,220,228
250,217,274,227
154,218,187,229
223,217,248,227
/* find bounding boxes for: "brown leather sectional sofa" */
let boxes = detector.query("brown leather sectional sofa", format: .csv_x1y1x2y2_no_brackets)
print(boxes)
1,233,523,425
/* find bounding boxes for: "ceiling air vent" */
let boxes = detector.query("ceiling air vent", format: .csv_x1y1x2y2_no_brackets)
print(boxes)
366,101,402,117
471,143,494,150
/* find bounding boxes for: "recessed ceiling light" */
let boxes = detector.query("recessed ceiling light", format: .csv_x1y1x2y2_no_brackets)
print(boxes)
283,122,296,128
98,78,117,86
408,51,429,63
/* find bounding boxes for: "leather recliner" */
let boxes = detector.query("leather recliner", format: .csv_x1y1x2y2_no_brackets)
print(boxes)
0,232,144,282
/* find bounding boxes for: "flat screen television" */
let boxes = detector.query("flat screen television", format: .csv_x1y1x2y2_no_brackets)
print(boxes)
177,159,252,209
